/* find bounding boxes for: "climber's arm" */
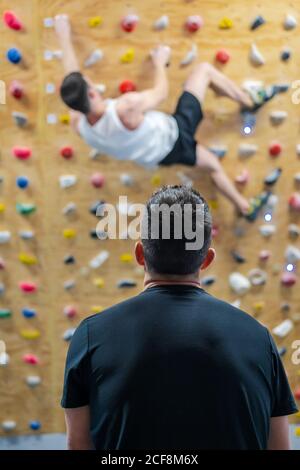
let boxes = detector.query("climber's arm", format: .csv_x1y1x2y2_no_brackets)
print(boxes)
54,14,80,74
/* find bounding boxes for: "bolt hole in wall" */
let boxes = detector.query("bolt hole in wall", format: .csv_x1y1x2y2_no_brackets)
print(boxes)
0,0,300,447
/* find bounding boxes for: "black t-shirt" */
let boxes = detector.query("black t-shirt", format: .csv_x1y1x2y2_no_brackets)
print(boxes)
61,285,298,450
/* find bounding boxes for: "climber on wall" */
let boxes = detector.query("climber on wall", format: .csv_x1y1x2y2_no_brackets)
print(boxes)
54,14,281,217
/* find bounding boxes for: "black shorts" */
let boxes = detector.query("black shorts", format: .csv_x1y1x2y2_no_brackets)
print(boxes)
159,91,203,166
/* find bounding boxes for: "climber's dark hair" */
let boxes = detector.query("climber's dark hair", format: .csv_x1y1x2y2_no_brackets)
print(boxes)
60,72,91,114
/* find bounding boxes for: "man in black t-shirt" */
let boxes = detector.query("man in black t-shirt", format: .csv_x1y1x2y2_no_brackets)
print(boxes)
61,185,298,450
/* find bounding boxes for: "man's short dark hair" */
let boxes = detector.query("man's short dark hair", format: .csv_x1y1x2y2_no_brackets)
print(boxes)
60,72,91,114
142,185,212,275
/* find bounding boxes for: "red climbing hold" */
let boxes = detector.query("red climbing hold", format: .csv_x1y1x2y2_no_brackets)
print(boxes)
23,354,39,365
215,49,230,64
185,15,203,32
294,387,300,400
19,281,37,293
281,272,297,287
63,305,77,318
9,80,24,99
119,80,136,94
91,172,105,188
60,146,74,159
289,193,300,211
3,11,23,31
12,146,32,160
121,14,139,32
269,142,282,157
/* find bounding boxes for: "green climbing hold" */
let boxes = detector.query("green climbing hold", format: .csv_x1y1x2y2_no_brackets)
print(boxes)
0,309,12,318
16,203,36,215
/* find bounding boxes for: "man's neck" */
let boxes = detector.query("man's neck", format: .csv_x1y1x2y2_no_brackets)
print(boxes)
86,104,106,125
143,272,201,289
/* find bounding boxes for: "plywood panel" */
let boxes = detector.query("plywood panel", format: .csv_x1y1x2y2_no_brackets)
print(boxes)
0,0,299,436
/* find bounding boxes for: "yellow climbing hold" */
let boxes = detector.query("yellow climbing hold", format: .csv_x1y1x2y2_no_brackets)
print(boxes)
63,228,76,239
0,203,5,213
88,16,103,27
120,48,135,63
91,305,104,313
209,199,219,210
120,253,133,263
59,114,70,124
295,410,300,418
19,253,38,265
151,174,162,186
20,329,40,340
219,17,233,29
93,277,105,288
295,427,300,437
253,301,265,314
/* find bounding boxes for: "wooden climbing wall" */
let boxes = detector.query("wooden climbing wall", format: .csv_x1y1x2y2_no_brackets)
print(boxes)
0,0,300,436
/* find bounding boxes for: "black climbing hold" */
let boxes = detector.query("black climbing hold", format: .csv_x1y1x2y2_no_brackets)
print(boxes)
250,15,265,30
117,279,137,288
64,255,75,264
231,250,246,263
90,200,106,216
201,276,216,286
264,168,282,186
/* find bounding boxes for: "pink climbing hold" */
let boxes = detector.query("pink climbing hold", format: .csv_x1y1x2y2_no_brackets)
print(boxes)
19,282,37,293
60,146,74,159
235,169,249,185
212,224,219,238
215,49,230,64
3,11,23,31
121,14,139,32
63,305,77,318
23,354,39,365
10,80,24,99
281,272,297,287
259,250,271,261
185,15,203,32
12,146,32,160
0,258,5,270
269,142,282,157
289,193,300,211
91,172,105,188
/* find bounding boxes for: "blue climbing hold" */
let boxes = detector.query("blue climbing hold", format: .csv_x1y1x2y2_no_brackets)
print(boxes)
7,47,22,64
250,15,265,30
16,176,29,189
29,420,41,431
22,308,37,318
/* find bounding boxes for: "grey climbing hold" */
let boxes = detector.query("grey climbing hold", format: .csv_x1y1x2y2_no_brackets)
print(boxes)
278,347,287,357
62,202,77,215
238,143,257,158
63,328,76,341
120,173,134,186
180,44,197,66
280,302,291,312
19,230,35,240
26,375,41,387
201,276,217,286
264,168,282,186
285,245,300,264
259,224,276,237
0,283,5,295
84,49,103,67
284,14,297,30
209,146,228,159
288,224,300,238
12,111,28,127
63,279,76,290
269,110,287,125
248,268,267,286
250,15,265,30
153,15,169,30
117,279,137,288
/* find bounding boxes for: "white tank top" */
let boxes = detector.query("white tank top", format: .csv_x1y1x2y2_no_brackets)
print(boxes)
78,99,179,168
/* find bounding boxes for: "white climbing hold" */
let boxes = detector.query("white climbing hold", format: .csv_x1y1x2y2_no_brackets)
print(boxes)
229,272,251,295
231,299,241,309
296,144,300,156
2,420,16,431
153,15,169,30
180,44,197,66
84,49,104,67
285,245,300,264
272,319,293,338
284,14,297,30
95,83,106,94
44,50,62,60
47,113,57,124
288,224,300,238
45,83,56,94
19,230,35,240
0,351,9,366
238,143,257,158
269,110,287,125
59,175,77,189
0,231,11,244
259,224,276,237
266,194,279,210
294,172,300,183
250,43,265,66
26,375,41,387
120,173,134,186
89,148,103,159
248,268,267,286
43,17,54,28
12,111,28,127
64,279,76,290
63,328,76,341
62,202,77,215
89,250,110,269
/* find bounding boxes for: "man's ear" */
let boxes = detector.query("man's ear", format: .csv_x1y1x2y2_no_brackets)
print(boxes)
200,247,216,271
135,241,145,267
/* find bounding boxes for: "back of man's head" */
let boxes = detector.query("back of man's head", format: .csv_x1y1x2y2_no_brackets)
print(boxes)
60,72,91,114
142,185,212,275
